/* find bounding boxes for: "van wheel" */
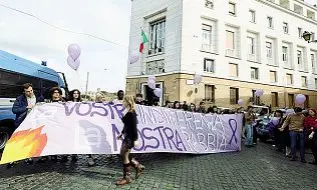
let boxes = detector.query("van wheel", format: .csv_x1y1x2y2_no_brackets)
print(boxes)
0,126,14,152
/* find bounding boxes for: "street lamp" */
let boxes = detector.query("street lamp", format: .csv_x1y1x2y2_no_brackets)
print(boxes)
84,68,108,100
302,31,317,43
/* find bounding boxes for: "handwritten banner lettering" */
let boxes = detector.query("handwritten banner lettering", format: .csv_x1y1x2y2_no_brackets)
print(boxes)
0,103,242,164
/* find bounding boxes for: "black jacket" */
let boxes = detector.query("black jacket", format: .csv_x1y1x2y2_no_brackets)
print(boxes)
121,111,138,141
12,94,44,127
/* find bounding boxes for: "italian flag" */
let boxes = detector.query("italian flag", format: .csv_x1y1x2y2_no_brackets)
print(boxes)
139,30,149,53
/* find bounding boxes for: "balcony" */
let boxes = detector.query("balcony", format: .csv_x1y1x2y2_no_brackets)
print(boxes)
226,49,235,57
307,10,315,20
279,0,290,10
201,44,212,53
248,54,257,62
294,4,303,15
267,58,277,66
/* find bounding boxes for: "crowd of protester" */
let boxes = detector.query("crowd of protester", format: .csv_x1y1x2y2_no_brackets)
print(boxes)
7,85,317,173
134,93,317,165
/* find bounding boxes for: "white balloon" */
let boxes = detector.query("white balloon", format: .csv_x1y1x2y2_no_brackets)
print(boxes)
148,75,156,82
154,88,162,97
194,74,202,84
148,81,156,89
130,52,139,64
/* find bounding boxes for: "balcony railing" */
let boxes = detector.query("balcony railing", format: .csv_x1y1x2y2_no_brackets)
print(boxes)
267,58,277,66
248,54,256,61
226,49,235,57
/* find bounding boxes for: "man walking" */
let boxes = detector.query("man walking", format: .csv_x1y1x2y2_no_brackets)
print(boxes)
279,107,306,163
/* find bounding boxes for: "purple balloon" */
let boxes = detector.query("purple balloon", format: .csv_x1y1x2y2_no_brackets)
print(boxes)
295,94,306,104
255,89,263,97
67,56,80,70
237,99,244,106
68,44,81,61
154,88,162,97
130,53,139,64
194,74,202,84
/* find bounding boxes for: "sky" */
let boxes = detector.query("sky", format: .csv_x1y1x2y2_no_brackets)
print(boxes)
0,0,131,93
306,0,317,5
0,0,317,93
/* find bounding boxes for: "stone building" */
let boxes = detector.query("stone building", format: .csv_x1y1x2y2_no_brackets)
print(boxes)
126,0,317,108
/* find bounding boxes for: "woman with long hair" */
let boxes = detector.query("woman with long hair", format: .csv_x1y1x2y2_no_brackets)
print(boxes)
116,95,145,185
64,89,82,162
68,89,82,102
38,87,64,163
173,101,180,109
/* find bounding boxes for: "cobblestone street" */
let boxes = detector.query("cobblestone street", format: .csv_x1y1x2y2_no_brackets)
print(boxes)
0,142,316,190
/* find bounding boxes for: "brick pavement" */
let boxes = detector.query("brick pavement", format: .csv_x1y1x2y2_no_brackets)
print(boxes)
0,142,316,190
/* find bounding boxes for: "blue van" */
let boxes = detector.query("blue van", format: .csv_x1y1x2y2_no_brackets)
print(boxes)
0,50,68,151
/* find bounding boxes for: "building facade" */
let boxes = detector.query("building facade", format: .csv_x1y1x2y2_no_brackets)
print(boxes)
126,0,317,108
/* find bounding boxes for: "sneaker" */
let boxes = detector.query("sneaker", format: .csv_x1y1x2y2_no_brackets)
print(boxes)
88,157,95,167
60,156,68,163
50,155,58,162
25,158,33,165
6,162,15,168
71,155,78,162
301,159,307,163
38,156,49,163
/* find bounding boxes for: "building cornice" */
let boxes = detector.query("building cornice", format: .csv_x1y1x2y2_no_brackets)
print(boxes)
294,0,317,11
257,0,317,25
126,71,317,92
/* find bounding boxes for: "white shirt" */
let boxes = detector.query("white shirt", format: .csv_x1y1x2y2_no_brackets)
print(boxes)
26,95,36,114
112,98,123,104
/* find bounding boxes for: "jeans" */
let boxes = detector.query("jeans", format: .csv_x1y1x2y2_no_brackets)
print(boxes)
289,131,305,160
245,124,253,146
312,134,317,162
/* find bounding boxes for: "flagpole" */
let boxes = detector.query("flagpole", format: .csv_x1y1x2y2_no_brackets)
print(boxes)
140,27,144,75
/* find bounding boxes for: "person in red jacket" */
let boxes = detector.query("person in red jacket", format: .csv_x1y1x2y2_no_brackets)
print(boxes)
303,109,317,132
304,109,317,165
303,109,317,165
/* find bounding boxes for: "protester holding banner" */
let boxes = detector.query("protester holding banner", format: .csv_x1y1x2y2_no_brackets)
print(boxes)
112,90,124,104
172,101,181,109
38,87,65,163
66,89,82,162
188,103,196,112
135,93,146,105
196,102,206,113
115,95,145,186
244,106,257,148
7,83,44,168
